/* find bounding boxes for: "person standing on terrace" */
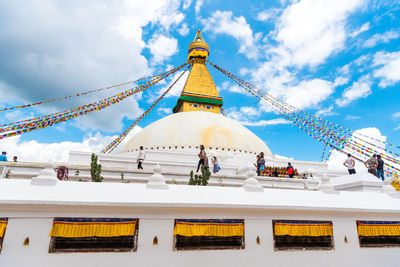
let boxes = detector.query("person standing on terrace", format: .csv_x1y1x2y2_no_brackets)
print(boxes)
287,162,294,178
196,145,208,172
376,155,385,181
257,153,265,176
0,152,7,161
343,154,356,175
364,154,378,177
137,146,145,169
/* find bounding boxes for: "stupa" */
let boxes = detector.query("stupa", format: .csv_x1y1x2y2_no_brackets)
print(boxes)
67,31,330,179
119,31,272,164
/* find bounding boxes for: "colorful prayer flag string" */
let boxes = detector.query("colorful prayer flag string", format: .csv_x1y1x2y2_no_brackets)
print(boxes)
0,61,190,139
207,60,400,176
101,65,192,153
0,73,165,112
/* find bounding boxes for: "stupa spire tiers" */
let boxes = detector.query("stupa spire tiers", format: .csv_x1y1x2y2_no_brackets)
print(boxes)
173,30,223,114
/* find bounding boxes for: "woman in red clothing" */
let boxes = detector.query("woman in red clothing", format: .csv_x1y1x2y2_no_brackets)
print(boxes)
287,162,294,178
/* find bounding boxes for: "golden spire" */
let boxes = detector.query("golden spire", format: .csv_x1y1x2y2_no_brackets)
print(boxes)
173,30,223,114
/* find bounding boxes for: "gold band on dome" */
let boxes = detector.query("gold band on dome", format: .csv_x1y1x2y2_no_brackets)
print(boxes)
188,40,209,52
187,30,210,61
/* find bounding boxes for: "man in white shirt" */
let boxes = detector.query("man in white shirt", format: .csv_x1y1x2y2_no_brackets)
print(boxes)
137,146,145,169
343,153,356,175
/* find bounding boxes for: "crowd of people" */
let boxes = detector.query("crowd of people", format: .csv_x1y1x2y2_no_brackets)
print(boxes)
343,153,385,181
196,145,220,173
363,154,385,180
259,165,300,178
1,146,389,182
136,144,221,174
256,152,299,178
4,145,387,182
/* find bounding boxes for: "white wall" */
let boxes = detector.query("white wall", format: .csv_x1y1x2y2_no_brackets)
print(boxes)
1,208,400,267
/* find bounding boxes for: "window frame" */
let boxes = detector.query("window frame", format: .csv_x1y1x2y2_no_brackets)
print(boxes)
48,218,139,253
272,220,335,251
357,220,400,248
173,219,245,251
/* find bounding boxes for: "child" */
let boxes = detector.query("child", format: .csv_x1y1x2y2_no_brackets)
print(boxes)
212,156,220,174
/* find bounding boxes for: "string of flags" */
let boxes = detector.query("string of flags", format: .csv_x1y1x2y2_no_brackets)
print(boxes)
0,73,165,112
220,106,227,117
101,65,192,153
0,61,190,140
207,60,400,176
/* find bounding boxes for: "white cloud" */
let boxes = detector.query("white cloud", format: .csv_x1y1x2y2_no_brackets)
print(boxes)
227,106,260,121
336,75,372,107
73,96,143,132
183,0,192,9
373,50,400,88
3,110,34,122
144,68,189,105
334,76,349,86
0,0,189,133
202,11,258,59
393,111,400,119
353,54,371,66
240,106,259,116
0,133,112,163
273,0,364,67
315,106,336,117
195,0,204,14
148,34,178,63
227,84,250,95
0,0,187,132
337,64,350,75
164,70,190,97
178,23,190,36
220,81,230,90
240,118,290,127
226,105,289,127
0,128,142,163
392,112,400,131
157,107,172,115
349,22,370,38
363,30,400,48
274,154,289,160
245,0,365,111
284,79,335,109
345,115,361,120
333,55,371,84
256,8,281,22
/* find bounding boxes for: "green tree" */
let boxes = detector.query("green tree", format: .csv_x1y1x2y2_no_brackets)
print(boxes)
188,166,210,186
90,153,103,182
4,170,11,179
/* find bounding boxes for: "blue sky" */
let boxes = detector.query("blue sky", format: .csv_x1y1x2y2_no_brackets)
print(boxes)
0,0,399,162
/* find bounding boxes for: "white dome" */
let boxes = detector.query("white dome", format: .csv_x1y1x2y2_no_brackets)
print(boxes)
120,111,272,156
